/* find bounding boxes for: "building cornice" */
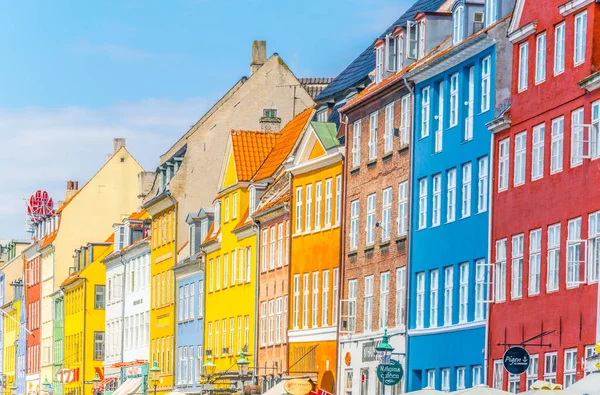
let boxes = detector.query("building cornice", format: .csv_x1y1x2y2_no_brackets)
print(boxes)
407,320,485,336
508,21,537,43
559,0,595,16
579,71,600,92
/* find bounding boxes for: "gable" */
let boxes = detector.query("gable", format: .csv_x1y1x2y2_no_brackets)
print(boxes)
222,148,238,191
307,140,327,160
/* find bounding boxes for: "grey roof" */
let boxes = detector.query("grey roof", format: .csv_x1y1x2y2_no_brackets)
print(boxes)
315,0,449,101
299,77,335,99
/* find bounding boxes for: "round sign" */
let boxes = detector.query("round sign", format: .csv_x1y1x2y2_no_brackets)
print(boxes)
377,359,403,386
503,346,531,375
345,352,352,366
283,378,312,395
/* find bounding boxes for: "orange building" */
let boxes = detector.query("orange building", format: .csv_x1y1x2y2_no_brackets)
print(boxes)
287,121,343,393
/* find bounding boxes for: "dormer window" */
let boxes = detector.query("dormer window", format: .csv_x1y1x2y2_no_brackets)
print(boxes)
249,186,257,217
397,33,405,71
406,21,418,60
485,0,497,27
115,225,125,250
200,219,208,244
453,6,465,45
263,109,278,118
375,46,384,84
418,20,426,59
385,35,397,73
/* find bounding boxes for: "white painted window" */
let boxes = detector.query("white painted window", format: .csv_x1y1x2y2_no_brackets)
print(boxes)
514,132,527,186
260,302,266,346
427,369,436,389
574,11,587,66
386,34,398,72
397,34,405,71
396,267,406,327
430,269,439,327
293,274,300,329
465,66,474,141
475,259,486,320
382,187,392,241
547,224,561,292
380,272,390,328
453,6,464,45
555,22,565,75
441,368,450,391
478,157,488,213
366,193,376,246
432,174,441,227
518,42,528,92
302,273,309,328
261,230,268,272
349,279,358,333
369,111,378,160
295,187,303,234
315,182,322,230
485,0,497,26
461,162,472,218
564,349,577,387
376,46,384,84
544,352,557,383
401,94,411,145
508,374,520,393
216,256,221,291
567,217,582,287
277,223,283,267
421,87,430,138
551,117,564,173
397,181,408,235
592,101,600,159
349,200,359,251
511,234,524,299
472,365,483,386
496,239,507,302
535,33,546,83
450,73,459,127
527,354,539,389
435,81,444,154
352,121,361,167
444,266,453,325
459,262,469,323
418,20,426,59
493,360,504,389
532,124,545,180
325,178,332,227
333,268,339,325
312,271,319,327
335,175,341,226
588,211,600,283
571,107,584,167
529,229,542,295
481,56,491,112
224,196,230,223
322,270,329,326
456,367,466,390
419,178,427,229
269,228,276,270
364,275,374,331
305,184,312,231
384,102,394,153
416,272,425,328
498,138,510,191
447,168,456,222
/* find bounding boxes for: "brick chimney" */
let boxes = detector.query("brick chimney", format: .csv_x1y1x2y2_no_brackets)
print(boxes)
114,138,126,153
137,171,156,207
64,180,79,202
250,40,267,76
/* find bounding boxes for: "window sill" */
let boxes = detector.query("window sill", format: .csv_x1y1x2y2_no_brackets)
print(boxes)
364,245,375,253
367,159,377,168
382,152,393,161
350,166,360,175
379,241,391,248
348,250,358,257
398,145,409,154
395,235,407,243
546,288,559,294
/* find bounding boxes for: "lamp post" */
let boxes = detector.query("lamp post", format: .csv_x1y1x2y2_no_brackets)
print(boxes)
9,384,16,395
43,377,54,395
92,372,101,395
150,361,161,395
237,352,250,394
375,329,395,395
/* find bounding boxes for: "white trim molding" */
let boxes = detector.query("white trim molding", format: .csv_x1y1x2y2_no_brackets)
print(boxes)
579,71,600,92
407,320,486,336
508,21,537,43
559,0,595,16
288,326,337,342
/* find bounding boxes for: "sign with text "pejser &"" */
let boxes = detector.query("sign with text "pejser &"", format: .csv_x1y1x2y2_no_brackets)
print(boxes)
376,360,403,386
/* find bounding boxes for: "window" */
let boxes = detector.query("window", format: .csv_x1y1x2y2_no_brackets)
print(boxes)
547,224,561,292
459,263,469,323
418,178,427,229
498,138,510,191
441,368,450,391
315,182,322,230
432,174,441,227
303,273,309,328
277,224,283,267
574,11,587,66
472,365,483,386
380,272,390,328
293,275,300,329
216,257,221,291
564,349,577,387
397,181,408,235
453,6,464,44
305,184,313,231
269,227,276,270
376,46,384,84
544,352,557,383
95,286,105,309
248,186,256,217
461,163,472,218
567,217,582,287
400,95,411,145
418,20,426,59
529,229,542,295
349,200,359,250
511,234,524,299
571,108,584,167
435,82,444,153
527,354,539,389
366,194,376,246
514,132,526,186
396,267,406,326
384,103,394,153
532,124,545,180
232,192,237,219
352,121,361,167
427,369,436,389
475,259,486,320
592,102,600,159
485,0,497,26
224,196,230,222
398,34,405,71
345,370,353,395
430,269,438,327
493,360,504,389
325,178,332,227
421,87,430,138
335,175,341,225
276,298,282,344
496,239,507,302
381,187,392,241
386,34,397,72
312,272,319,327
477,157,488,213
551,117,564,173
447,168,456,222
456,367,466,390
260,302,266,346
586,345,597,375
535,33,546,83
555,22,565,75
364,275,373,331
508,373,520,393
264,109,277,118
465,67,474,141
518,42,528,92
415,272,425,328
481,56,491,112
333,268,339,325
295,187,303,233
348,279,357,333
369,112,378,160
450,73,459,127
589,211,600,283
94,332,105,360
444,266,453,325
268,300,274,345
322,271,329,326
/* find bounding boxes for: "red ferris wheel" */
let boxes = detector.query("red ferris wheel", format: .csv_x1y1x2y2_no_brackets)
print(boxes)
26,190,55,225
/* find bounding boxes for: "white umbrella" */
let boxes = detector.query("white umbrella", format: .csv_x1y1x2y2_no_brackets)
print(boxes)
453,384,512,395
528,380,562,390
405,387,444,395
564,371,600,394
520,390,577,395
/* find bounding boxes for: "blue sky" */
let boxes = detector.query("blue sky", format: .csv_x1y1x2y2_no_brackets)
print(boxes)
0,0,411,239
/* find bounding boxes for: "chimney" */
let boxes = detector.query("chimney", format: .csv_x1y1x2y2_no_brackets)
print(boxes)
64,180,79,202
114,138,126,153
260,108,281,132
137,171,156,208
250,40,267,76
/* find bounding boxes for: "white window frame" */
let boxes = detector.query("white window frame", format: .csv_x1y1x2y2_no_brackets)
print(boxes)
475,259,486,321
574,11,587,66
478,156,488,213
350,200,359,251
496,239,507,302
430,269,438,327
535,33,547,84
518,42,529,92
447,168,456,222
461,162,472,218
544,352,557,383
498,138,510,191
514,132,527,186
305,184,313,232
325,178,332,228
564,348,577,387
481,56,491,112
592,101,600,159
567,217,582,288
369,111,378,161
382,187,392,241
432,174,441,227
493,360,504,389
571,107,584,167
415,272,425,328
547,224,561,292
459,262,469,323
450,73,459,127
421,87,430,138
551,116,564,173
444,266,453,325
295,187,303,234
511,234,524,300
555,22,565,75
352,121,361,167
380,272,390,328
418,178,427,229
453,6,464,45
384,102,394,153
396,267,406,328
315,181,322,231
366,193,376,246
400,94,411,145
435,81,444,154
364,275,374,331
529,229,542,296
397,181,408,236
532,124,545,180
588,211,600,283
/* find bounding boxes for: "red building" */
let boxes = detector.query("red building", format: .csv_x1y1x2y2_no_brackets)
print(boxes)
25,249,42,388
487,0,600,391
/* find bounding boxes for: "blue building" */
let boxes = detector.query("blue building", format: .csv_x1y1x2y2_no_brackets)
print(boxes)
405,0,513,391
173,208,211,393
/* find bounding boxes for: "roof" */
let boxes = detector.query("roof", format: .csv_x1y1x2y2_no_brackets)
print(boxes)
299,78,334,99
252,107,314,182
315,0,449,101
129,209,148,221
230,130,280,182
311,122,339,150
233,209,251,232
40,232,58,249
202,223,219,244
253,191,291,217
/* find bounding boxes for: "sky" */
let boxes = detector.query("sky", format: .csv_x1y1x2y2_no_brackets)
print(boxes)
0,0,411,239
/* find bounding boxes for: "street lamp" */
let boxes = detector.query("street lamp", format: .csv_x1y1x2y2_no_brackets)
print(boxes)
43,377,54,394
9,383,16,395
375,328,395,366
92,372,101,395
204,356,216,377
237,352,250,393
150,361,161,395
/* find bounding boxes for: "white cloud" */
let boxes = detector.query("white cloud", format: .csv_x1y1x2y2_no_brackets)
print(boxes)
0,97,210,239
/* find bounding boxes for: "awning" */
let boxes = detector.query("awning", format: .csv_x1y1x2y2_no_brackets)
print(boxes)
262,381,288,395
111,378,142,395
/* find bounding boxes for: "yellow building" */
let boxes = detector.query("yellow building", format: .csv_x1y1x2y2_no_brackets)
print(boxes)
202,130,279,390
287,122,343,393
2,299,20,395
61,240,113,395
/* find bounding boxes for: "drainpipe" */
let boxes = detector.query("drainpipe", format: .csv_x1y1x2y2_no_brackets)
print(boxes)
483,123,495,385
165,191,178,390
251,221,261,387
82,279,87,395
119,250,126,372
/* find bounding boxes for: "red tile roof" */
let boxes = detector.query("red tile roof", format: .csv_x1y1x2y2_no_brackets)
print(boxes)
233,209,251,231
40,232,58,249
253,191,291,217
129,209,148,220
203,223,220,244
231,130,280,182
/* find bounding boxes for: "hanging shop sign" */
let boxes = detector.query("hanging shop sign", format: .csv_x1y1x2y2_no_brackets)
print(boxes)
284,378,313,395
362,341,377,362
376,359,403,386
503,346,531,375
